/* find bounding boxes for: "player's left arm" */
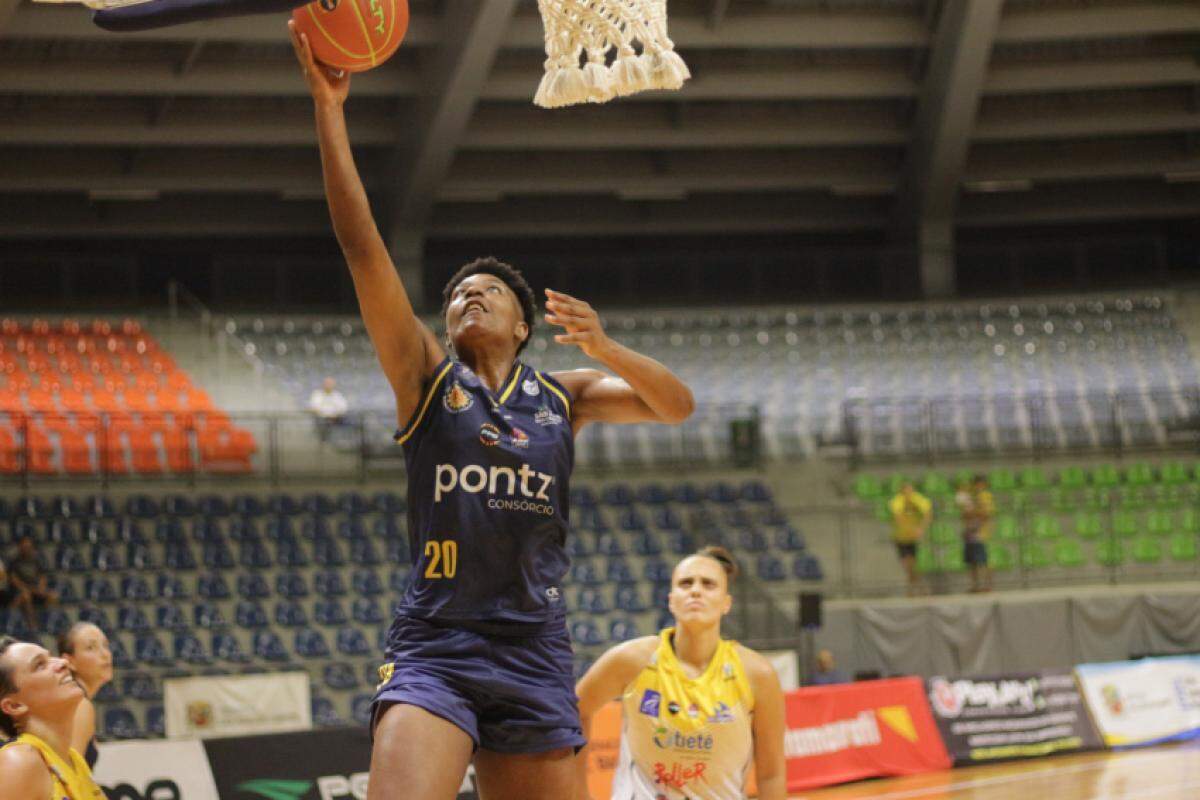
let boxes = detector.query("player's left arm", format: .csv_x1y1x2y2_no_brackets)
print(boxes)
544,289,694,431
742,647,788,800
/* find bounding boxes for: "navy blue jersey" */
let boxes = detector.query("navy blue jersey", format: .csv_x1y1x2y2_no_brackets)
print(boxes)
394,357,574,632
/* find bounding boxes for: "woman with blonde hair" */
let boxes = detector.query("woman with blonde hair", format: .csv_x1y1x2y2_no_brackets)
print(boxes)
58,622,115,769
574,546,788,800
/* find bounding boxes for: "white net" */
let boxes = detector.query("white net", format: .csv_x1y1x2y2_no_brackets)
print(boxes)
534,0,691,109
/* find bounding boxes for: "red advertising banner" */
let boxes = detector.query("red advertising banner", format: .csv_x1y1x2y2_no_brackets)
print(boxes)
784,677,951,792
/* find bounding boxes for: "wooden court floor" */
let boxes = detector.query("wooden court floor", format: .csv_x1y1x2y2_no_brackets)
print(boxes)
794,741,1200,800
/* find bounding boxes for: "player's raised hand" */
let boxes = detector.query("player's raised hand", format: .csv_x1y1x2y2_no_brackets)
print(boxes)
288,20,350,106
545,289,614,361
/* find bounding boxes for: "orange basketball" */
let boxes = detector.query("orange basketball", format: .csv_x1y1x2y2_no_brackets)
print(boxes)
291,0,408,73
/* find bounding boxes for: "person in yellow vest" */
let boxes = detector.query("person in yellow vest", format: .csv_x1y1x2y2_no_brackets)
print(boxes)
0,636,106,800
888,482,932,597
573,546,787,800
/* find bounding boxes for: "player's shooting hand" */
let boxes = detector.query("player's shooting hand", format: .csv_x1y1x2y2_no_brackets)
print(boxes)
288,20,350,106
545,289,615,361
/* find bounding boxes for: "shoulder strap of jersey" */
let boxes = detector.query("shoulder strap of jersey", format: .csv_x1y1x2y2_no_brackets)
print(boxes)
394,358,454,447
534,370,573,420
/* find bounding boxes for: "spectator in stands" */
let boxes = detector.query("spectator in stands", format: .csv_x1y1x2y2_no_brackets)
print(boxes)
7,538,57,632
58,623,113,770
0,555,13,616
308,376,350,444
809,649,848,686
888,482,931,596
0,637,106,799
956,475,995,593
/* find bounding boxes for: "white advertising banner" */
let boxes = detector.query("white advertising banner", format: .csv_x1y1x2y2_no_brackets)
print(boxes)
93,739,219,800
764,649,801,691
164,671,312,740
1075,655,1200,747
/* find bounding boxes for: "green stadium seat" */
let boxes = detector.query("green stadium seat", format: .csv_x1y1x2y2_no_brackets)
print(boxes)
1021,542,1051,569
1182,508,1200,535
1059,466,1087,489
1008,490,1030,513
1146,510,1174,537
1160,462,1189,485
1113,511,1139,538
988,542,1015,571
915,545,938,574
988,469,1017,492
1092,463,1120,488
1054,539,1086,568
1031,513,1062,540
1083,487,1112,510
994,515,1022,542
930,520,958,546
952,469,975,490
1152,484,1183,510
920,473,952,498
873,500,892,523
1073,512,1104,540
1125,462,1155,486
1169,534,1197,562
1019,467,1049,490
1117,487,1148,511
854,474,884,500
886,474,911,495
1049,487,1078,512
1131,537,1162,564
1095,540,1126,567
939,545,965,573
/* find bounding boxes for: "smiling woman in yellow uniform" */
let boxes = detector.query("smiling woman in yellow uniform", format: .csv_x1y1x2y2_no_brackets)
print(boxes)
0,637,106,800
574,547,788,800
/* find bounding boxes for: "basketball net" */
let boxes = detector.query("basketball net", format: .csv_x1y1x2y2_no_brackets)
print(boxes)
534,0,690,109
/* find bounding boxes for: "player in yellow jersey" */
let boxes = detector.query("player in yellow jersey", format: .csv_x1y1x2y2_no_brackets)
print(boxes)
0,637,106,800
574,547,787,800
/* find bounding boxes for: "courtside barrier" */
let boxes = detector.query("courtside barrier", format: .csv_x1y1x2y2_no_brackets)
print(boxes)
926,670,1103,764
1076,655,1200,748
93,740,220,800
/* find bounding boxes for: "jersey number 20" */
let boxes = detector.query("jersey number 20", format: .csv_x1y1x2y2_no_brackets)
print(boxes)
424,540,458,579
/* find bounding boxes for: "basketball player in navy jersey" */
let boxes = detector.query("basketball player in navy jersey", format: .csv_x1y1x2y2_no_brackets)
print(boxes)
290,25,695,800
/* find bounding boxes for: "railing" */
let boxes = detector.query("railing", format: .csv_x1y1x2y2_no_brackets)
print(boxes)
842,387,1200,466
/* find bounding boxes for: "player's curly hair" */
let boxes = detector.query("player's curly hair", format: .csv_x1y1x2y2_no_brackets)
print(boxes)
441,257,537,355
693,545,740,583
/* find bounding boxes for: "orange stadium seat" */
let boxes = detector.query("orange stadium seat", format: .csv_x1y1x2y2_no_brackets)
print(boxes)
25,389,57,412
60,430,95,474
164,427,193,472
129,431,163,474
91,390,120,412
122,389,151,413
26,428,56,475
0,428,19,474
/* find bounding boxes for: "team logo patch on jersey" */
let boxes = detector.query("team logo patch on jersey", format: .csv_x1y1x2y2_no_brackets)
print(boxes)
522,378,541,397
444,381,474,413
510,427,530,448
667,701,681,715
534,407,564,427
707,702,735,723
545,586,561,602
479,423,501,446
639,689,662,717
377,662,395,689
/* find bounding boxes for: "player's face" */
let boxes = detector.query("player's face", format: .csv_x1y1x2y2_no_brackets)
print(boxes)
0,643,84,727
668,556,732,628
446,273,528,356
64,624,113,689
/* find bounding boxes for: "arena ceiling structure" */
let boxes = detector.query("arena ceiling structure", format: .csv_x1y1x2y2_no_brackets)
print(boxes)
0,0,1198,298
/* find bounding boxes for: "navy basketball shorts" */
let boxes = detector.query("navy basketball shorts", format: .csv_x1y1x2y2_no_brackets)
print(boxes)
371,615,585,754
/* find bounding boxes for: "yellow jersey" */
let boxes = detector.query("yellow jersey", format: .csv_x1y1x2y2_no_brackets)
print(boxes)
0,732,106,800
614,628,755,800
888,492,932,543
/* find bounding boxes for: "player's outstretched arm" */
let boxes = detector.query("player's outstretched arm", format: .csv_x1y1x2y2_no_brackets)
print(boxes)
545,289,694,431
573,636,657,800
289,21,442,422
741,647,788,800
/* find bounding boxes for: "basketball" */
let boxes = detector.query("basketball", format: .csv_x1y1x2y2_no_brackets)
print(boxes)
291,0,408,73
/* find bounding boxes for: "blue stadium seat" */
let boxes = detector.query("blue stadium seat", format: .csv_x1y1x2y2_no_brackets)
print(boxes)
606,559,636,584
737,529,767,553
115,518,148,546
174,631,211,665
296,628,332,659
134,632,173,666
156,574,190,600
196,495,230,517
156,603,188,630
793,554,824,582
84,576,117,604
275,601,309,628
265,516,295,541
193,602,227,629
192,518,224,543
163,494,196,517
84,496,117,519
55,577,81,605
301,516,332,540
43,609,72,636
385,539,406,565
313,538,345,568
302,493,337,515
235,601,269,629
323,662,358,691
314,600,348,626
337,492,370,515
566,533,594,558
351,598,384,625
103,707,142,739
372,517,402,540
90,544,124,572
615,585,648,613
117,605,151,632
78,606,113,630
570,561,601,586
311,695,345,728
387,569,409,594
642,557,671,584
55,546,87,573
372,491,406,514
354,569,385,596
773,527,806,552
237,573,271,600
619,509,647,532
350,539,381,566
667,531,696,556
654,506,683,530
16,496,49,519
232,494,266,517
48,519,79,546
51,496,81,520
145,705,166,737
575,587,609,614
163,542,197,571
336,627,371,657
198,574,231,600
570,620,603,646
351,694,374,726
740,481,772,503
723,507,751,528
253,630,289,662
213,632,250,663
632,532,663,556
670,483,701,504
109,634,134,670
602,484,633,507
314,570,347,597
755,554,786,581
125,495,159,519
608,618,639,643
123,672,159,701
239,540,273,570
275,572,309,599
268,493,303,517
596,533,625,557
635,483,669,505
125,543,156,570
228,518,261,542
708,483,739,504
155,519,185,544
570,486,597,509
275,540,310,569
